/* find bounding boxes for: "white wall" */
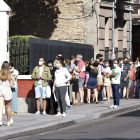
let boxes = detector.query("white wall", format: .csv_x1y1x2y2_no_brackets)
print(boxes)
0,12,9,67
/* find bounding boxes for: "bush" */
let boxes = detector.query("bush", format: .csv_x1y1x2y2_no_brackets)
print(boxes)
9,35,39,75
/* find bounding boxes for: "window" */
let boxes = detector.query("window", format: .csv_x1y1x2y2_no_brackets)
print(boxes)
123,48,127,58
133,0,140,15
105,47,109,60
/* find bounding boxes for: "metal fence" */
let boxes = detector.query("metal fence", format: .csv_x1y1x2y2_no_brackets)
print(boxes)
9,37,29,75
9,37,94,75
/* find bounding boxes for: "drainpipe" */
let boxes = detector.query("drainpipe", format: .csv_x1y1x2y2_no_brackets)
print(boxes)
112,0,115,53
129,4,132,59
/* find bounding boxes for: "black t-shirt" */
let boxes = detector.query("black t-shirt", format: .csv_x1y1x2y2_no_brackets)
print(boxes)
49,67,57,87
50,67,57,81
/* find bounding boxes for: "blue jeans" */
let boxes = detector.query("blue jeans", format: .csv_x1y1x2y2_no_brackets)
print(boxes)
11,86,18,112
136,80,140,98
112,84,120,106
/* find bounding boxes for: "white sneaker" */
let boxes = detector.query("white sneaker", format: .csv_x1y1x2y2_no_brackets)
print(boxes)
43,111,47,116
110,105,114,108
7,118,13,126
0,122,2,126
62,112,66,117
114,105,119,109
35,111,40,115
55,112,62,117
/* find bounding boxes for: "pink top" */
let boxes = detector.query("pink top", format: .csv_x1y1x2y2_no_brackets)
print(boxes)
77,60,85,78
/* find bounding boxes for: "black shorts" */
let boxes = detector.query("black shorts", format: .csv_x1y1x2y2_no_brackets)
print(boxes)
72,79,79,92
120,78,129,88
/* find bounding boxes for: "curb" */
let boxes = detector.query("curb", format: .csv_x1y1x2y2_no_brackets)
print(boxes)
0,121,76,140
1,104,140,140
99,104,140,119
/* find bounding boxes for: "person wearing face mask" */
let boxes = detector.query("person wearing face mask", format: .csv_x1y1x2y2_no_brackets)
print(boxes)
70,55,79,105
32,57,51,116
108,60,121,109
103,61,111,104
75,54,85,105
46,60,58,115
53,57,71,117
120,60,131,100
9,63,19,115
53,53,63,67
109,53,116,62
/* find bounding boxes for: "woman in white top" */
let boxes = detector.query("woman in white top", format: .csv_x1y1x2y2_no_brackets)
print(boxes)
103,61,111,104
10,63,19,114
53,58,71,117
0,61,13,126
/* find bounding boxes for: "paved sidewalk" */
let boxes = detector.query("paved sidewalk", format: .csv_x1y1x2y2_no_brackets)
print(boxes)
0,99,140,140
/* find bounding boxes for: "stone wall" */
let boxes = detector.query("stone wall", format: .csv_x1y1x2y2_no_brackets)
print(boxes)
99,7,131,59
5,0,85,43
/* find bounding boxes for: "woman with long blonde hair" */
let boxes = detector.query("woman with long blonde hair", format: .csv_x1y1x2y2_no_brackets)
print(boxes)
0,61,13,126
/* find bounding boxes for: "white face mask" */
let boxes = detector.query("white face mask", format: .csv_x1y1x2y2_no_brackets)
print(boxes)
56,63,60,68
10,68,13,73
120,61,123,64
39,61,43,66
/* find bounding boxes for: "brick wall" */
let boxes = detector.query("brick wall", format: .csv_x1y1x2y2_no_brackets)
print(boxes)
5,0,85,43
17,80,34,98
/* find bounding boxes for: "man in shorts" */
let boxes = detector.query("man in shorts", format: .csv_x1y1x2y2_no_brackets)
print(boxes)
32,57,51,115
75,54,85,105
120,60,130,99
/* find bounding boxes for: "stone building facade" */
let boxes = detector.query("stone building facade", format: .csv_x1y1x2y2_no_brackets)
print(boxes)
5,0,135,59
99,0,133,60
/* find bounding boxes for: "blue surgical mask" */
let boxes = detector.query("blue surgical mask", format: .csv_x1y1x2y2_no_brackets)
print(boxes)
113,57,116,60
135,65,138,68
76,58,79,61
113,64,117,68
105,63,108,67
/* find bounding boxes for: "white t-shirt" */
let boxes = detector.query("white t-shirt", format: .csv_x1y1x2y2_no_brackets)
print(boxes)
11,70,19,87
37,67,44,85
110,66,121,84
103,67,111,74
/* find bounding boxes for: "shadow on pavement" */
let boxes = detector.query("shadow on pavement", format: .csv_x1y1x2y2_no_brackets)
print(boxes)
116,109,140,117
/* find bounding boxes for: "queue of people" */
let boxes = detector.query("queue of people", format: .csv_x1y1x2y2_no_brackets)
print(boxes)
0,53,140,126
31,53,140,117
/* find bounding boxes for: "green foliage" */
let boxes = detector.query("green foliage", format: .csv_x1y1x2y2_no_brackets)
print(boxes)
9,35,38,75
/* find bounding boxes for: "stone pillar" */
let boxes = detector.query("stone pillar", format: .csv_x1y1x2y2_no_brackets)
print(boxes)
0,1,11,67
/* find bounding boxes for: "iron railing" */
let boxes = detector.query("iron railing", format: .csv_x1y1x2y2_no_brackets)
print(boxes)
9,37,29,75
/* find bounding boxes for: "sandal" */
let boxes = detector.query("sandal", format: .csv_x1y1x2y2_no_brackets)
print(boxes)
104,102,110,104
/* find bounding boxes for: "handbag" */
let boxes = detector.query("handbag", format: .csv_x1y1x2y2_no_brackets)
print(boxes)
45,86,51,98
97,77,103,86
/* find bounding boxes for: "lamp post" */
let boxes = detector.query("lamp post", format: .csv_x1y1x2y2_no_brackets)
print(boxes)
129,4,132,59
112,0,116,54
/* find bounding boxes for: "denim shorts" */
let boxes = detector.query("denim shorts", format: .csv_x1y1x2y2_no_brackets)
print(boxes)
35,85,46,99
